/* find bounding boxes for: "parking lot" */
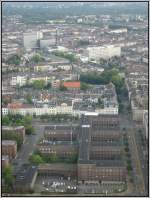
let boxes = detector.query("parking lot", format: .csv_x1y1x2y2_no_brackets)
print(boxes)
34,175,77,194
78,183,126,195
34,175,126,195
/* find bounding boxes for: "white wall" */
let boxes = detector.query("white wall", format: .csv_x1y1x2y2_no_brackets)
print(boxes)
87,45,121,61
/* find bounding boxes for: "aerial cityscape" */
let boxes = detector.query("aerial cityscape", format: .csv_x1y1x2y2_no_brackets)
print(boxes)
1,1,149,197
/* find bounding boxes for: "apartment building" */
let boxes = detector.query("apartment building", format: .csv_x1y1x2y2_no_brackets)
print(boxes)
2,126,26,144
2,140,17,160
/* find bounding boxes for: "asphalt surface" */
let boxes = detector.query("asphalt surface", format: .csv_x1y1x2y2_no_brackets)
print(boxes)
12,123,45,174
120,113,148,196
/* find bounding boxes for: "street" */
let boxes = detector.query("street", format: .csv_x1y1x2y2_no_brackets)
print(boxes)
12,123,45,174
120,112,148,196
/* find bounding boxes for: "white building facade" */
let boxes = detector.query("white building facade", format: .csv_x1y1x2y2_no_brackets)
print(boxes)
87,45,121,61
11,75,27,87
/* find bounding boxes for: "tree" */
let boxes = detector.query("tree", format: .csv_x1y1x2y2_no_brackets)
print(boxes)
97,98,103,107
32,80,45,89
2,97,10,106
59,84,67,91
29,154,43,165
2,116,11,125
53,51,77,63
124,147,129,152
44,82,51,89
26,94,33,104
7,54,21,65
30,54,44,63
2,133,22,149
25,125,34,135
127,165,133,171
3,165,14,190
23,115,32,124
127,159,132,165
119,103,124,113
77,40,89,46
80,82,89,91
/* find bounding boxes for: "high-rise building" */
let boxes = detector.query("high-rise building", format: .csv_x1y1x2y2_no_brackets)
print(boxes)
23,31,43,50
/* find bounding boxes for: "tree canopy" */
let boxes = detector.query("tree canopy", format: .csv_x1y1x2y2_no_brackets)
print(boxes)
2,114,34,135
30,54,45,63
3,165,14,190
32,80,45,89
6,54,21,65
53,51,77,62
80,69,128,113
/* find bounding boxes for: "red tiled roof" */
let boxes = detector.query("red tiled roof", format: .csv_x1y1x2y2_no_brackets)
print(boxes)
63,81,80,88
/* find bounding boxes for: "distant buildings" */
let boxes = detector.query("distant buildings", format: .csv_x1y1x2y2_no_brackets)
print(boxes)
3,83,119,116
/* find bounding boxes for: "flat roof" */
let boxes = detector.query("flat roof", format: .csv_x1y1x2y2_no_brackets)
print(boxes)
2,126,24,130
2,140,17,145
38,163,77,171
79,160,125,167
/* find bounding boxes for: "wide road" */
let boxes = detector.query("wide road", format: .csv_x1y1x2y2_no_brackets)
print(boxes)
120,114,147,196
